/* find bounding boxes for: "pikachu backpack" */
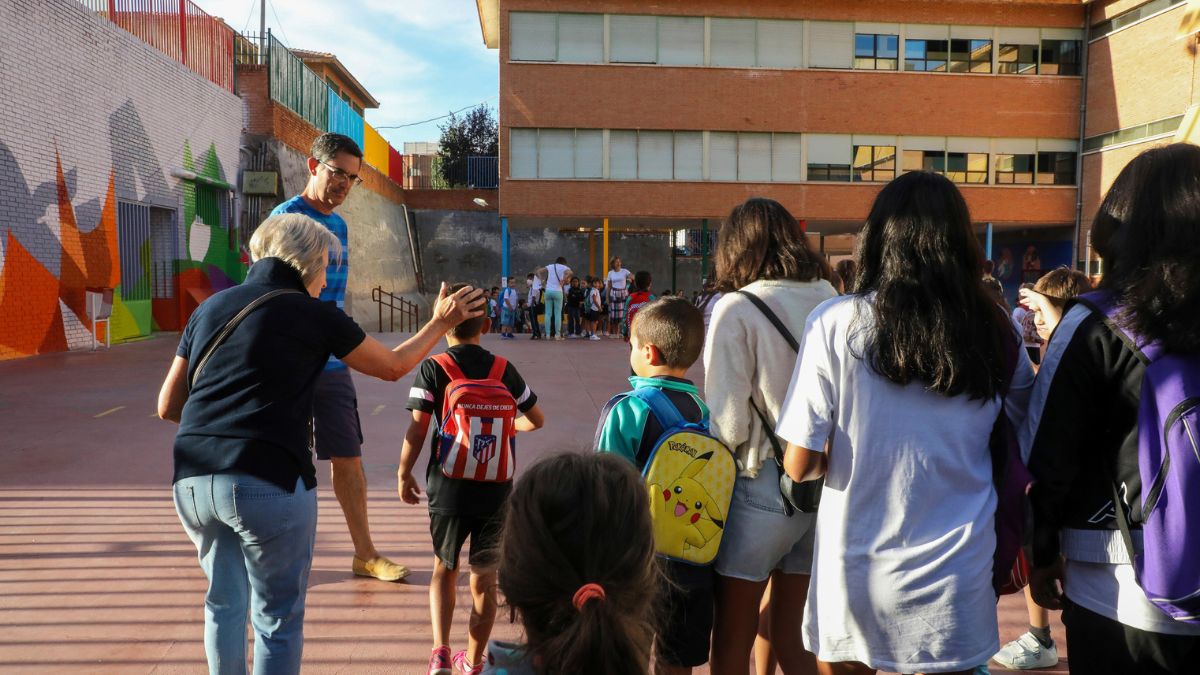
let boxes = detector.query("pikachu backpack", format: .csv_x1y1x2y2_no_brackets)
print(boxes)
627,388,737,566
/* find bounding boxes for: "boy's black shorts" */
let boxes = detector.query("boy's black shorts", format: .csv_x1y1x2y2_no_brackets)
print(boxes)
655,560,715,668
429,512,503,571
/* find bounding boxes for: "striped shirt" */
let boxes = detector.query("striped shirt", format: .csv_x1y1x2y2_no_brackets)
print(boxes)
271,196,350,370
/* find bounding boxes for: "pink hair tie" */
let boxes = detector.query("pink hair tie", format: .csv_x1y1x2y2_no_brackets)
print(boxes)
572,583,606,611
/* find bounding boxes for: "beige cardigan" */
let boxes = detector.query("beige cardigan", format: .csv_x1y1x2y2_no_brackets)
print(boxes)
703,279,838,477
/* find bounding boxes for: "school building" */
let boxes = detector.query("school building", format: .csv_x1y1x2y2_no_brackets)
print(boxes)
474,0,1200,292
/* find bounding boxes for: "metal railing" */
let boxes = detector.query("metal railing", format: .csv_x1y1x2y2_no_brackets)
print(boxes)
372,287,419,333
402,155,498,189
467,156,499,188
76,0,235,92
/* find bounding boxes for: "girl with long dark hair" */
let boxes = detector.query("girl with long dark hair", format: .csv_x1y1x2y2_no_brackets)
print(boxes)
1025,144,1200,673
776,172,1034,674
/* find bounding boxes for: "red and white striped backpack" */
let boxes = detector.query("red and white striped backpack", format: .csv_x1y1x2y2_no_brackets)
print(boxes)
432,353,518,482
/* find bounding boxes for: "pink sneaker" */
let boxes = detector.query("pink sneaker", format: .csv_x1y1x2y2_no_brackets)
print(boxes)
452,650,483,675
428,646,452,675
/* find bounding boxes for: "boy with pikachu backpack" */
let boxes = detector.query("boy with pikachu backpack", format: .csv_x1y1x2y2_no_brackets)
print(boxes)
594,296,736,674
399,283,546,675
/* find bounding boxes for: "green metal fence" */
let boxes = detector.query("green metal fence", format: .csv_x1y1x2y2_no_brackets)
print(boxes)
268,31,327,131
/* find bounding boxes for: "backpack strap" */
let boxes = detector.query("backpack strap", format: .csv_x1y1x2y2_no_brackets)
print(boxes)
629,387,686,430
594,393,629,450
487,355,508,382
1070,291,1159,365
431,352,467,382
735,290,798,353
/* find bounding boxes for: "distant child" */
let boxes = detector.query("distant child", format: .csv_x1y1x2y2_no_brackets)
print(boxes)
515,299,529,334
566,277,586,338
584,277,603,341
594,297,713,675
487,288,500,333
398,283,546,675
499,278,519,340
622,271,654,341
483,453,658,675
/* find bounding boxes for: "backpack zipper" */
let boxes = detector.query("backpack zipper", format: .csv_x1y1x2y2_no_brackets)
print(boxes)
1144,397,1200,519
1165,397,1200,466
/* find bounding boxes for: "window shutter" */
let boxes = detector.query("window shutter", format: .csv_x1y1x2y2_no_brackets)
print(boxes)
807,134,852,165
711,18,757,67
658,16,704,65
757,20,804,68
638,131,674,179
575,130,603,178
609,130,638,179
1037,138,1078,153
557,14,603,63
771,133,803,181
738,133,772,181
509,129,537,178
709,132,738,180
538,129,574,178
610,15,658,63
674,132,703,180
808,21,854,68
510,13,557,61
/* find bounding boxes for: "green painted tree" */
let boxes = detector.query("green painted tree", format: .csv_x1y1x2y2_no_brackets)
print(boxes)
436,104,498,188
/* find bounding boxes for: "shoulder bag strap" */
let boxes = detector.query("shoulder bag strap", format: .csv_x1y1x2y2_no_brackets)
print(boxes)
735,290,799,352
190,288,302,390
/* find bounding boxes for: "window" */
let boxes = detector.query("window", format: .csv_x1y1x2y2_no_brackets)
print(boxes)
772,133,803,182
945,152,989,183
709,132,738,181
950,39,992,73
674,132,703,180
853,145,896,182
610,15,658,63
638,131,674,179
557,14,603,63
510,129,537,178
1036,152,1076,185
995,154,1035,184
575,130,602,178
510,13,558,61
903,149,944,173
738,133,772,181
808,134,852,181
658,16,704,65
905,39,948,71
756,20,804,68
538,129,574,178
855,33,898,70
1094,0,1185,38
117,202,152,302
711,18,757,67
808,21,854,69
1040,40,1081,75
609,130,638,179
998,44,1038,74
1083,115,1185,152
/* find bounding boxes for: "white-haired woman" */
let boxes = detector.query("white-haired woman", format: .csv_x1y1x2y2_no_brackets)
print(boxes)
157,213,483,675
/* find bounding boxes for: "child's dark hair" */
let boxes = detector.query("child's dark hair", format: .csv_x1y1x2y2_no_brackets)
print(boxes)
446,283,487,339
631,296,705,368
633,270,652,292
499,453,657,675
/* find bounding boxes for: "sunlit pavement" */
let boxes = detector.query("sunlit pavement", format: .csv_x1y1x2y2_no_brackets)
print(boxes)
0,333,1065,673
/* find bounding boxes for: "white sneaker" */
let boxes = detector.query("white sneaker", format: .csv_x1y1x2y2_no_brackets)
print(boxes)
992,632,1058,670
589,335,601,341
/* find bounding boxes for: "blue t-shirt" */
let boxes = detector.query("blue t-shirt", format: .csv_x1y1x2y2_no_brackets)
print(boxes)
271,195,350,370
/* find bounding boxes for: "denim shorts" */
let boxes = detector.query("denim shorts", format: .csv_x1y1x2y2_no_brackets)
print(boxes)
714,459,816,582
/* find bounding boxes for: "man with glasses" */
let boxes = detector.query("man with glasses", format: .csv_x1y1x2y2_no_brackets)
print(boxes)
271,133,408,583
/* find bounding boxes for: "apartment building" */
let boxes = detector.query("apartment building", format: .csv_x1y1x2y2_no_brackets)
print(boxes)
476,0,1200,286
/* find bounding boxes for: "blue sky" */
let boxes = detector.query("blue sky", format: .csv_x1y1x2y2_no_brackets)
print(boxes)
202,0,499,147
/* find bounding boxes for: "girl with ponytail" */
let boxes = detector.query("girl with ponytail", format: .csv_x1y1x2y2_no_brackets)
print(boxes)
483,453,658,675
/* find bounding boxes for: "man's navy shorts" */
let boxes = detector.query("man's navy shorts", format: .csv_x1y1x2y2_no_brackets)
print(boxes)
312,367,363,459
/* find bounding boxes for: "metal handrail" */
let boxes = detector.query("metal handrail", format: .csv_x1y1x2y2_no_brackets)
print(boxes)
372,287,418,333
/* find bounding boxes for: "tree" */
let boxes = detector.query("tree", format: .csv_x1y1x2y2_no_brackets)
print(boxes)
437,104,498,188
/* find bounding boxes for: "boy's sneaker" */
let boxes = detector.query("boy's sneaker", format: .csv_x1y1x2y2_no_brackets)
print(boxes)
992,632,1058,670
428,646,452,675
589,334,601,341
452,650,482,675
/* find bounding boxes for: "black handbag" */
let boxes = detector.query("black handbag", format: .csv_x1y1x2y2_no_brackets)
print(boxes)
735,290,823,515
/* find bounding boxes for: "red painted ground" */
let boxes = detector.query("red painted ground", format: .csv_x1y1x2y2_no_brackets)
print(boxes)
0,333,1066,673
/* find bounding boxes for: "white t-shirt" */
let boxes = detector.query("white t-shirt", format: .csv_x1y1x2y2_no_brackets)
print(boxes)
544,264,571,292
776,295,1034,673
588,288,602,312
607,268,632,293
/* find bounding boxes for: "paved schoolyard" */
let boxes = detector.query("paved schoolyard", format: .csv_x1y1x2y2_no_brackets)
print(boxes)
0,332,1066,673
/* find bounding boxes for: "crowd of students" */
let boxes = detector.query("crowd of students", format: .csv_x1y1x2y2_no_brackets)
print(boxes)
165,141,1200,675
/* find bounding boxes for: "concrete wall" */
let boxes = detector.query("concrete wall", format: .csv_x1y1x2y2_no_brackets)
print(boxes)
0,0,243,359
413,210,706,303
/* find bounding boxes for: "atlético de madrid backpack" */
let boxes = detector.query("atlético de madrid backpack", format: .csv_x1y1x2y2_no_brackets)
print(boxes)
432,353,518,483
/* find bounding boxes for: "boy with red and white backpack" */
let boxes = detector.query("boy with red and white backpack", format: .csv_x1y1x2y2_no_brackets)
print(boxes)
399,283,545,675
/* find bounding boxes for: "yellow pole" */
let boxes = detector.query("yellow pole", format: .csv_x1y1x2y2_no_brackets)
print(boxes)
603,218,609,277
589,231,596,277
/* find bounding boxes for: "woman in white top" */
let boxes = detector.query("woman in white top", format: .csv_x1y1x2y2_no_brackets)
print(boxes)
777,172,1034,675
605,257,633,338
540,257,572,340
705,198,836,675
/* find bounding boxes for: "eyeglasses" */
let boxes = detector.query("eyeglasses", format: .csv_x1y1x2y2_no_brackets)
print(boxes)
319,160,364,187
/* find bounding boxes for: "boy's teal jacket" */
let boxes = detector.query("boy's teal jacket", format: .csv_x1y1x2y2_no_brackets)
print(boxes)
594,376,709,466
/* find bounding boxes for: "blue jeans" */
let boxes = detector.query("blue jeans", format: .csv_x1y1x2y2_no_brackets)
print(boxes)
174,473,317,675
543,290,564,337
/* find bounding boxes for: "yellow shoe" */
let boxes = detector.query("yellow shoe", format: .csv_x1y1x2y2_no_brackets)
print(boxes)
352,555,410,582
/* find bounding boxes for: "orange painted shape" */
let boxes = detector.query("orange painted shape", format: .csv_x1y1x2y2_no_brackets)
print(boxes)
0,233,64,359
